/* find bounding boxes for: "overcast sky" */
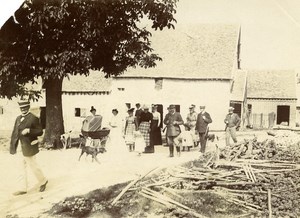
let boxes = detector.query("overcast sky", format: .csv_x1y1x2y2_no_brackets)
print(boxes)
1,0,300,71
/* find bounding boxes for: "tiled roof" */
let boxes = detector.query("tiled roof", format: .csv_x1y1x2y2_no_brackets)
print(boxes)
119,24,240,79
247,70,296,99
63,71,112,92
231,70,247,102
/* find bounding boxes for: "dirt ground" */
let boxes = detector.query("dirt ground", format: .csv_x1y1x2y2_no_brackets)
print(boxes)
0,130,269,218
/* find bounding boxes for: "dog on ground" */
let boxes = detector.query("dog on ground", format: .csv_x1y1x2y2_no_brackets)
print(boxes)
78,145,106,164
206,133,220,149
61,131,85,149
206,133,218,142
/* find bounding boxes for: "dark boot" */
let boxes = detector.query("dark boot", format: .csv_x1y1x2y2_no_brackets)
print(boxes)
176,146,181,156
169,145,174,157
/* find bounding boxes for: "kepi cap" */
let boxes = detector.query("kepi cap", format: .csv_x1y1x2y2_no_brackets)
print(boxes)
112,108,118,113
229,106,234,111
189,104,195,109
143,104,150,110
168,104,176,109
199,105,206,109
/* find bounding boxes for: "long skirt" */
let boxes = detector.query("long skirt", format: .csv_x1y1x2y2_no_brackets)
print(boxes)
125,123,135,145
139,122,150,146
150,120,162,146
108,127,127,153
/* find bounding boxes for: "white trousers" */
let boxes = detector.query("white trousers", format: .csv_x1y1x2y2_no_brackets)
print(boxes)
18,155,47,191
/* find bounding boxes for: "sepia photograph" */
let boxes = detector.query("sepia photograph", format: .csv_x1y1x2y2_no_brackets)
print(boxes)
0,0,300,217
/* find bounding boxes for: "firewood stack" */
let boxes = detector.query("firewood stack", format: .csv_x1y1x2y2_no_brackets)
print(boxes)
220,133,300,163
111,131,300,217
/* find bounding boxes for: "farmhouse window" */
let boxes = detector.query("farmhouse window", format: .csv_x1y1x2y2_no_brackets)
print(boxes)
0,106,3,114
75,108,86,117
155,78,163,90
118,88,125,91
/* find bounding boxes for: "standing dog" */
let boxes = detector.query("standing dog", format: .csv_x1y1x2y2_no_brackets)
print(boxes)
78,145,106,164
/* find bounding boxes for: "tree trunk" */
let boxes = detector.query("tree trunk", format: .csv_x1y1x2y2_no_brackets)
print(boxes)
43,77,65,148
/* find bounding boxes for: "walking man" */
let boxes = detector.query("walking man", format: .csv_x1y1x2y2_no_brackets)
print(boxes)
195,105,212,153
186,104,198,147
163,105,184,157
10,99,48,195
224,106,241,146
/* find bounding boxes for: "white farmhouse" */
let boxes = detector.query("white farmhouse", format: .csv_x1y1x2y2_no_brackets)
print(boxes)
111,24,243,130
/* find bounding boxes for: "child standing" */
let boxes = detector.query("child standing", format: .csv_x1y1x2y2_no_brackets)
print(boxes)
123,108,138,152
134,130,146,156
174,124,194,155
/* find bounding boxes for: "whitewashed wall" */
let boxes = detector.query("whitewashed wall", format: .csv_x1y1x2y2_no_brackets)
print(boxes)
0,97,45,133
247,99,297,127
61,94,113,132
0,77,232,133
112,78,231,130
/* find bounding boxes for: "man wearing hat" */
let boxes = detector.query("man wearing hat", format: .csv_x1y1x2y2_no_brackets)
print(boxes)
10,99,48,195
224,106,241,146
135,103,142,126
195,105,212,153
186,104,198,146
163,104,184,157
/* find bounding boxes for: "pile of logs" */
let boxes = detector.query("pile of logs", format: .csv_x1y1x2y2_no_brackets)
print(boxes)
111,153,300,217
220,135,300,162
110,132,300,217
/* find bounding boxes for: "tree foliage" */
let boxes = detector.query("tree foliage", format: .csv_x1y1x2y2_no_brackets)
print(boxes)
0,0,178,98
0,0,177,147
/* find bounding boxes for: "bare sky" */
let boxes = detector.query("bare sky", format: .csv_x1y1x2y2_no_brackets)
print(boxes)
1,0,300,71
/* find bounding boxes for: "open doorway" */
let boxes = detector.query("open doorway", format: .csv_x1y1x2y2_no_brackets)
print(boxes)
230,102,242,118
155,104,164,128
277,105,290,125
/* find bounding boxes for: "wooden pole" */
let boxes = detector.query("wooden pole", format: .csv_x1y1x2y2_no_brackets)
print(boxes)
111,166,159,205
268,189,272,218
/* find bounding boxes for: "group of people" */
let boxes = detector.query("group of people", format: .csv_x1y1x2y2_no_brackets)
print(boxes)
164,104,241,157
8,99,241,195
163,104,213,157
108,103,241,158
122,103,162,154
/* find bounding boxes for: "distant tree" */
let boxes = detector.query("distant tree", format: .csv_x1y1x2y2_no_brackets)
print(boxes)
0,0,177,147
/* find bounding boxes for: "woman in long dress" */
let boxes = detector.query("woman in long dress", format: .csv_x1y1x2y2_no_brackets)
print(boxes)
124,108,137,152
150,105,162,148
139,105,153,152
108,109,124,152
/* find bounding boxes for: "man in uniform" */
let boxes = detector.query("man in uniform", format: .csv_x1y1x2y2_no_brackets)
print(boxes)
163,105,184,157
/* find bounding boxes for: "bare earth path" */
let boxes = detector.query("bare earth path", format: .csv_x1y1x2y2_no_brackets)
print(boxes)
0,144,207,218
